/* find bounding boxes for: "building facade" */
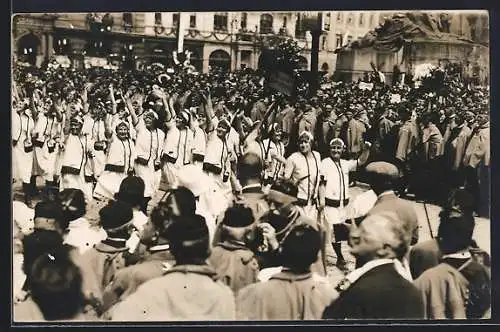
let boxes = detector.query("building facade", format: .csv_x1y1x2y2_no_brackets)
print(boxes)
12,11,382,74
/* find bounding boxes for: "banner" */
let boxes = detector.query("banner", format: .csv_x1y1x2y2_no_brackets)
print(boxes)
359,82,374,91
268,70,295,96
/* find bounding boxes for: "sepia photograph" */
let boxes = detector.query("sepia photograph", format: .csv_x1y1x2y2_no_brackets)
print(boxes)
11,9,491,323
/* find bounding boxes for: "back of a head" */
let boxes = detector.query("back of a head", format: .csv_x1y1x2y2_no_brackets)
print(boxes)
34,199,66,231
22,230,65,279
168,187,197,216
29,248,85,321
57,189,86,224
167,214,210,263
280,224,321,272
365,161,399,194
99,200,134,237
115,175,145,207
438,213,475,254
362,212,410,260
237,152,263,184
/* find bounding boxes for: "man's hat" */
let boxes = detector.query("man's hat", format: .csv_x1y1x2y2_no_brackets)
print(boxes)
222,205,255,228
99,200,134,231
365,161,400,180
167,214,209,246
114,175,145,206
269,179,299,203
280,224,321,269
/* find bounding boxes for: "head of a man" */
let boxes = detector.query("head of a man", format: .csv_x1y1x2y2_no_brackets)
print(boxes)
166,214,210,265
267,179,298,212
279,224,321,273
365,162,400,195
237,152,263,186
349,212,409,267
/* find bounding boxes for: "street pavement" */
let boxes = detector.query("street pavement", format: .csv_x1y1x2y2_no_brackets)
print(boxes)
12,179,490,286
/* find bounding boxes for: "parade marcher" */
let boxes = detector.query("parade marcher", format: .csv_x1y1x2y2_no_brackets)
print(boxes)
236,224,336,320
322,212,425,319
12,98,36,206
106,214,235,321
414,202,491,319
318,138,371,271
260,124,287,188
126,89,166,213
160,106,194,191
209,205,260,294
202,113,238,218
463,114,490,218
93,117,136,201
59,113,95,202
283,131,321,220
32,98,63,197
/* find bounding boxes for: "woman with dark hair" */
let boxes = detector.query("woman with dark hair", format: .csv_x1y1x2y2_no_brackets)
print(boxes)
236,224,336,320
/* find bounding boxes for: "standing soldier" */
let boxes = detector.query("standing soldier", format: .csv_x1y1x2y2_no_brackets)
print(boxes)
420,112,444,202
443,113,471,193
394,105,419,197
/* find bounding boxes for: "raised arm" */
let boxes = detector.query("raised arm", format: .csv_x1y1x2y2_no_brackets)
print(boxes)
122,90,139,127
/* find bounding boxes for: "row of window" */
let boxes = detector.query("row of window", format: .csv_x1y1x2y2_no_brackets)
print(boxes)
336,12,376,27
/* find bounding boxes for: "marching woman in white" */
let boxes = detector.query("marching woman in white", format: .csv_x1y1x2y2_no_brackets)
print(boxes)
317,138,371,270
160,106,194,192
260,123,287,189
125,88,165,213
202,116,238,219
59,112,95,202
189,106,208,168
283,131,322,220
32,98,63,196
12,98,36,205
93,116,137,201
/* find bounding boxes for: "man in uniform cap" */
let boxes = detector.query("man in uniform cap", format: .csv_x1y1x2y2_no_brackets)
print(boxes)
236,224,336,320
107,214,235,321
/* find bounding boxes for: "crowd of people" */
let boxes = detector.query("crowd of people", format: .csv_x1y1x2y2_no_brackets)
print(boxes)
12,60,491,321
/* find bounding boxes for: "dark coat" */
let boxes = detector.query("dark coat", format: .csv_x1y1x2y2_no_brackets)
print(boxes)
322,263,425,319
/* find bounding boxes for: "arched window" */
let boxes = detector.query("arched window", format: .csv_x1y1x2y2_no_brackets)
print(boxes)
17,33,39,66
321,63,329,71
260,14,274,34
209,49,231,71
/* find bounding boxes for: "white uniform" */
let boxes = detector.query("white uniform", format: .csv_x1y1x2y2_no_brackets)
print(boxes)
192,126,207,168
32,113,61,181
261,138,285,182
202,130,236,218
160,126,194,191
319,158,358,225
60,133,94,201
284,151,321,220
134,120,165,198
94,134,136,200
12,111,35,184
82,116,107,178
